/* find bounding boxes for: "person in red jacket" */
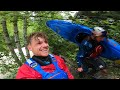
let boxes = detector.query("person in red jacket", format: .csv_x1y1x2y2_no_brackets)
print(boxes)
16,32,74,79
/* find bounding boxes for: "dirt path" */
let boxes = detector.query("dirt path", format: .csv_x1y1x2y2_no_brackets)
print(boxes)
66,60,120,79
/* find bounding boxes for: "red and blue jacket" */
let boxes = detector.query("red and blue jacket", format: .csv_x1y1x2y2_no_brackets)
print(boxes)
16,54,74,79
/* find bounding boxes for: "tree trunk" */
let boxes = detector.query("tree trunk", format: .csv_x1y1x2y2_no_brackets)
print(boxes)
23,16,30,59
13,13,26,62
1,18,22,66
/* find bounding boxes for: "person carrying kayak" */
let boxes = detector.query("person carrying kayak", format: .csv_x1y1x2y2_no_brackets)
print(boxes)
76,27,108,78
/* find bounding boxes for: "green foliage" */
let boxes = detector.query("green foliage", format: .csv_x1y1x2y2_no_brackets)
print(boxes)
0,54,19,79
48,32,78,61
5,66,18,79
75,11,120,43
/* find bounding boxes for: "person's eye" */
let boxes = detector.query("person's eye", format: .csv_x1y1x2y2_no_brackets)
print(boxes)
44,40,48,43
37,42,42,44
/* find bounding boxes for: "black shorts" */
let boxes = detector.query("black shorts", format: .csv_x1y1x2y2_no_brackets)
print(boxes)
82,57,107,72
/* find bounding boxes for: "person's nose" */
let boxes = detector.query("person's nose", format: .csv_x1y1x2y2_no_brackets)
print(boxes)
43,42,49,48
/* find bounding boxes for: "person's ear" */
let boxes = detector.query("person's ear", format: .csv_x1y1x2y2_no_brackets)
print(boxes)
27,44,32,51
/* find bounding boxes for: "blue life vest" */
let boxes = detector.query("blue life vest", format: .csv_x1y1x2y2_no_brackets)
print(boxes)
25,54,68,79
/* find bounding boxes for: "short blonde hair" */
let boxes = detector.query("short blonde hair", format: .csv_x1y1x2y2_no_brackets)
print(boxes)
27,32,48,45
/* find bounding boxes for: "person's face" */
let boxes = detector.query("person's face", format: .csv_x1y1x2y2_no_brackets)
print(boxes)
95,36,105,42
28,37,49,57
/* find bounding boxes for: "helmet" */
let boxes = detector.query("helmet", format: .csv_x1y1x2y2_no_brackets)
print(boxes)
92,27,107,37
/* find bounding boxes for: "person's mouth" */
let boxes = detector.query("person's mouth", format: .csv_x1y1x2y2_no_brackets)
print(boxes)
40,49,49,53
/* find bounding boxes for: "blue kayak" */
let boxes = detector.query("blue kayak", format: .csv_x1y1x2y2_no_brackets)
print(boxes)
46,20,120,60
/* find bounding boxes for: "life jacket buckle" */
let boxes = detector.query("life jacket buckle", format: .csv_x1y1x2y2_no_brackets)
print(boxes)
30,62,38,68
